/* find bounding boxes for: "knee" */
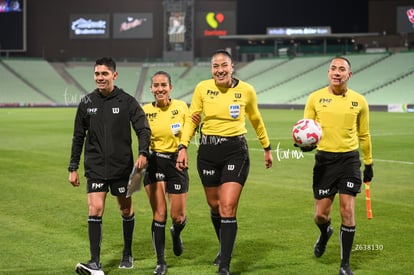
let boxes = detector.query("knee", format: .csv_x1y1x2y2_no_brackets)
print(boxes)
340,206,355,225
314,213,329,224
219,202,237,217
89,204,104,217
172,214,186,225
154,209,167,222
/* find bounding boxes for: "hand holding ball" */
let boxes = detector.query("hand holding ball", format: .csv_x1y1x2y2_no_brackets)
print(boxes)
292,119,322,151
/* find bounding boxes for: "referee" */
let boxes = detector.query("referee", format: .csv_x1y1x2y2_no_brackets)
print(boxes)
176,49,273,275
301,56,373,275
142,71,200,275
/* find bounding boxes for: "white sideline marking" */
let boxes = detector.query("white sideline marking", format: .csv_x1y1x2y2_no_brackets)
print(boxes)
372,158,414,165
190,141,414,165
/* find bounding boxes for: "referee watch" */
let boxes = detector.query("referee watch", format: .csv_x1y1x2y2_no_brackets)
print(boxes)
178,144,187,151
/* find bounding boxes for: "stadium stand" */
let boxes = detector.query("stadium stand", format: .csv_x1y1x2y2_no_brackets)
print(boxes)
1,58,84,106
287,52,391,104
0,60,51,105
138,64,187,103
1,52,413,107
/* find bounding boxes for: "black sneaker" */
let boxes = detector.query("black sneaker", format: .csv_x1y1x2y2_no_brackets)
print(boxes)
314,226,333,257
339,264,354,275
154,263,167,275
75,261,104,275
119,255,133,269
217,266,229,275
170,226,183,256
213,252,221,266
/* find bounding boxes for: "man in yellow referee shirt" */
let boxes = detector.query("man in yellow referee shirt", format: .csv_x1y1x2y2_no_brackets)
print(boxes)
302,56,373,275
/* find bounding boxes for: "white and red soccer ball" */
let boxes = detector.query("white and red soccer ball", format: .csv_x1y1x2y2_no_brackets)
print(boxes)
292,119,322,148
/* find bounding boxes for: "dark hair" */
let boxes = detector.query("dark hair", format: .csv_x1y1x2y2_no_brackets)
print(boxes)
212,49,233,61
334,56,351,68
151,70,172,86
95,57,116,71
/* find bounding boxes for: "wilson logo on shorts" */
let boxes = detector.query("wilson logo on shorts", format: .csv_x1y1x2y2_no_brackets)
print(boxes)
118,187,126,193
227,165,235,171
174,184,181,190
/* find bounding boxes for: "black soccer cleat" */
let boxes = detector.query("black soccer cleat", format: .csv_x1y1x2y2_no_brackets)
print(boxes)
170,226,183,256
119,254,133,269
217,266,229,275
75,261,104,275
339,264,354,275
314,226,333,257
153,263,167,275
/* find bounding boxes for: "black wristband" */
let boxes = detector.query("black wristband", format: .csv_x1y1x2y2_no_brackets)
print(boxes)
264,145,272,151
68,166,77,172
178,144,187,151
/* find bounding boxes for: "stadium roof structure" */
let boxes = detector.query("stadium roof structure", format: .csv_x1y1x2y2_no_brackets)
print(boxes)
219,32,381,54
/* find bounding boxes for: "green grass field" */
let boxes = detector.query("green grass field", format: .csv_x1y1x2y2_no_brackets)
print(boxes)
0,108,413,275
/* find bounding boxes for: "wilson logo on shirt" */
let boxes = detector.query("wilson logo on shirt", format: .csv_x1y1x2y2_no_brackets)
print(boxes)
112,108,120,114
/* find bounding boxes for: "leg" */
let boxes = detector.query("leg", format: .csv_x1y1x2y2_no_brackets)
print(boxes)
116,193,134,267
217,182,243,274
339,194,356,274
204,186,221,238
313,196,334,257
169,192,187,256
145,182,168,271
87,192,107,264
204,186,222,265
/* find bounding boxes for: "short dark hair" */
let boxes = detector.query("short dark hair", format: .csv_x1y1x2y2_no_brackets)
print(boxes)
212,49,233,61
334,56,351,68
95,57,116,71
151,70,172,86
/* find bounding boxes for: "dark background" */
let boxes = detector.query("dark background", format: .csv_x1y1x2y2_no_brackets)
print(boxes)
237,0,369,34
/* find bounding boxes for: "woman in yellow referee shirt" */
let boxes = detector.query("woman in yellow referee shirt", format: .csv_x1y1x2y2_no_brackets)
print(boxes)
176,49,273,275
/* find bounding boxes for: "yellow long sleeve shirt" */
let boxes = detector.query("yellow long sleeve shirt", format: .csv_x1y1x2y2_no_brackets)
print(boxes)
143,99,189,153
304,87,373,165
180,78,271,149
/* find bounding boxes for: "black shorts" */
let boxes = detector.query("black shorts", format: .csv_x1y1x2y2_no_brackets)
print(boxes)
86,177,129,196
313,150,362,199
143,151,189,194
197,134,250,187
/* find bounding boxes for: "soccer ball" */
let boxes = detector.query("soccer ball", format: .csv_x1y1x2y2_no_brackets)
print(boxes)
292,118,322,147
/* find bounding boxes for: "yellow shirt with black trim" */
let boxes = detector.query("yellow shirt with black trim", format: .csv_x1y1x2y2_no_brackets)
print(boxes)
304,87,373,165
143,99,189,153
180,78,271,149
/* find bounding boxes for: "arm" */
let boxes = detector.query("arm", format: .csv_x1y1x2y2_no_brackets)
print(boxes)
130,99,151,169
68,104,86,187
358,98,373,182
245,87,273,169
176,86,203,171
